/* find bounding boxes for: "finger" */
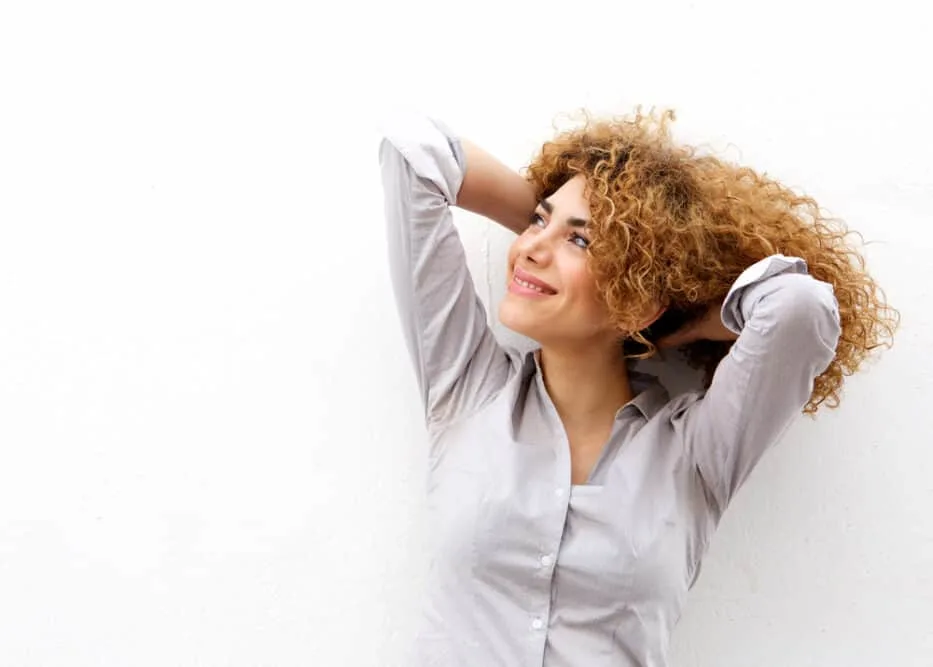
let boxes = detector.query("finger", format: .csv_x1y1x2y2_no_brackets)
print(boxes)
657,316,704,348
656,330,689,349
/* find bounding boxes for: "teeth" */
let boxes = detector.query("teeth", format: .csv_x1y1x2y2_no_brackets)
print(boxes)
515,277,546,293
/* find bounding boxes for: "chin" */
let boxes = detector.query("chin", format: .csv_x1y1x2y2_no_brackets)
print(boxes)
498,298,543,341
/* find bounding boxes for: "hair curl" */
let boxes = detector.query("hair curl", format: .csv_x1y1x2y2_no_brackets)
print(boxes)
524,107,899,414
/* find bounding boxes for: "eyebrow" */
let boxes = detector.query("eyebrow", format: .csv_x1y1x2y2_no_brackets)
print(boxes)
539,199,590,228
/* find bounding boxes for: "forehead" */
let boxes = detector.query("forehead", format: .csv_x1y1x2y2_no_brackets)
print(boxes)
546,174,591,220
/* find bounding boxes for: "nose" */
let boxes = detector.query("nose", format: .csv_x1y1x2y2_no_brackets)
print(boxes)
517,227,555,267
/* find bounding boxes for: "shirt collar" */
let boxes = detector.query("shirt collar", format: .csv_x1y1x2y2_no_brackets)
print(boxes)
620,370,669,421
527,351,670,422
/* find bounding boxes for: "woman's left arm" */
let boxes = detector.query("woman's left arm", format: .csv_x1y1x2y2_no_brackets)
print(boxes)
663,255,842,513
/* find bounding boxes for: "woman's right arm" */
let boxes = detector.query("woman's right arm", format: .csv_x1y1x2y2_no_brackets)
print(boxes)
379,116,535,440
457,139,538,235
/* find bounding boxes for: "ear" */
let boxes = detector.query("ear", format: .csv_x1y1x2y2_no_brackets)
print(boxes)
637,303,667,332
615,303,668,347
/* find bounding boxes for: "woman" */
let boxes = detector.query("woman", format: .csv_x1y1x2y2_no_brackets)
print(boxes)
378,110,897,667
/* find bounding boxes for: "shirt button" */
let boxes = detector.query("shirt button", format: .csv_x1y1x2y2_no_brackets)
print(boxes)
554,488,565,498
540,554,553,567
531,617,545,631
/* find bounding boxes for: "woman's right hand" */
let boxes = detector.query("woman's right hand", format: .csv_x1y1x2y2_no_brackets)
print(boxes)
656,302,739,349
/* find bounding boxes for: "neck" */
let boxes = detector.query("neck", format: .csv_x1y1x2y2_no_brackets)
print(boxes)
538,341,633,429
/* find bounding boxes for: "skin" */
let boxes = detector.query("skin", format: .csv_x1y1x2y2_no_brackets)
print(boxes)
456,144,738,484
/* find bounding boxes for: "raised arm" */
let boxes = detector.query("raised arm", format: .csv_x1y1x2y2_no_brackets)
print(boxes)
379,116,535,441
457,139,537,235
673,255,842,513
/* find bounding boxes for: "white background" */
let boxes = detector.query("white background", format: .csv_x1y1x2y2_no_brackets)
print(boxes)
1,1,931,665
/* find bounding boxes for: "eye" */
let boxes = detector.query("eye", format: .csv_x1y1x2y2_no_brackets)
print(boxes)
529,212,546,228
570,232,590,250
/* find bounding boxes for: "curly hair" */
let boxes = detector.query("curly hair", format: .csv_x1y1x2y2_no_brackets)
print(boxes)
524,107,899,414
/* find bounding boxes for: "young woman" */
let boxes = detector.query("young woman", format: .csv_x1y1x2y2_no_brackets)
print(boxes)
378,110,897,667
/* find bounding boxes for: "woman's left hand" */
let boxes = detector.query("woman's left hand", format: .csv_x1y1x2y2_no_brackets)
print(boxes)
656,302,740,349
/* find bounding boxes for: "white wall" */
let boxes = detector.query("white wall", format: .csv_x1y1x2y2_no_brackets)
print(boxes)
1,1,930,665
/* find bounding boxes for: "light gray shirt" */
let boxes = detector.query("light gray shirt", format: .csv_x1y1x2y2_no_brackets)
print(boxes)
378,115,841,667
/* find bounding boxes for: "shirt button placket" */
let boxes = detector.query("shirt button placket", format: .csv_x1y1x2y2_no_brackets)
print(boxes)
529,486,566,660
531,490,565,638
533,552,555,635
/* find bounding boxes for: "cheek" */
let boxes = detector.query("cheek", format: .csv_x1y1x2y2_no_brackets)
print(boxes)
565,262,611,320
565,263,599,303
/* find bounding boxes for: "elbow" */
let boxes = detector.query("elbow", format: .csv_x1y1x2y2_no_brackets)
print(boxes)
771,274,842,368
377,120,463,203
378,136,405,173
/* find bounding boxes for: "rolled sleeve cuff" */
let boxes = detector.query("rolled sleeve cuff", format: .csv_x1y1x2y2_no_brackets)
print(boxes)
719,254,810,334
378,114,466,205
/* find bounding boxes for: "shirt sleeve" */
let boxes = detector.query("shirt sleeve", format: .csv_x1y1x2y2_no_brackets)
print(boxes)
378,115,513,441
676,254,842,513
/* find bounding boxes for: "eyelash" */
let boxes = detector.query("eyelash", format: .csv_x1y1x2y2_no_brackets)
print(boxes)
529,213,590,249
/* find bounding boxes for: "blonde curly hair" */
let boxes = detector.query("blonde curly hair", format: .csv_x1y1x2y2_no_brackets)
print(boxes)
524,108,899,414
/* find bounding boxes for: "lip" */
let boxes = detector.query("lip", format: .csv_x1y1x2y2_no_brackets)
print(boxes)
509,267,558,298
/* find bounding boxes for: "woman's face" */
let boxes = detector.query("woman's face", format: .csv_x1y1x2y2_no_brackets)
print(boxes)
499,174,620,347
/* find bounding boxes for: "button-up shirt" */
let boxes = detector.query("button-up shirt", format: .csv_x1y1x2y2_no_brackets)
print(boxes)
378,115,841,667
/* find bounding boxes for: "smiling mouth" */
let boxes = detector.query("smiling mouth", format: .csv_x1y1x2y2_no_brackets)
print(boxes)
510,269,558,296
513,276,554,294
